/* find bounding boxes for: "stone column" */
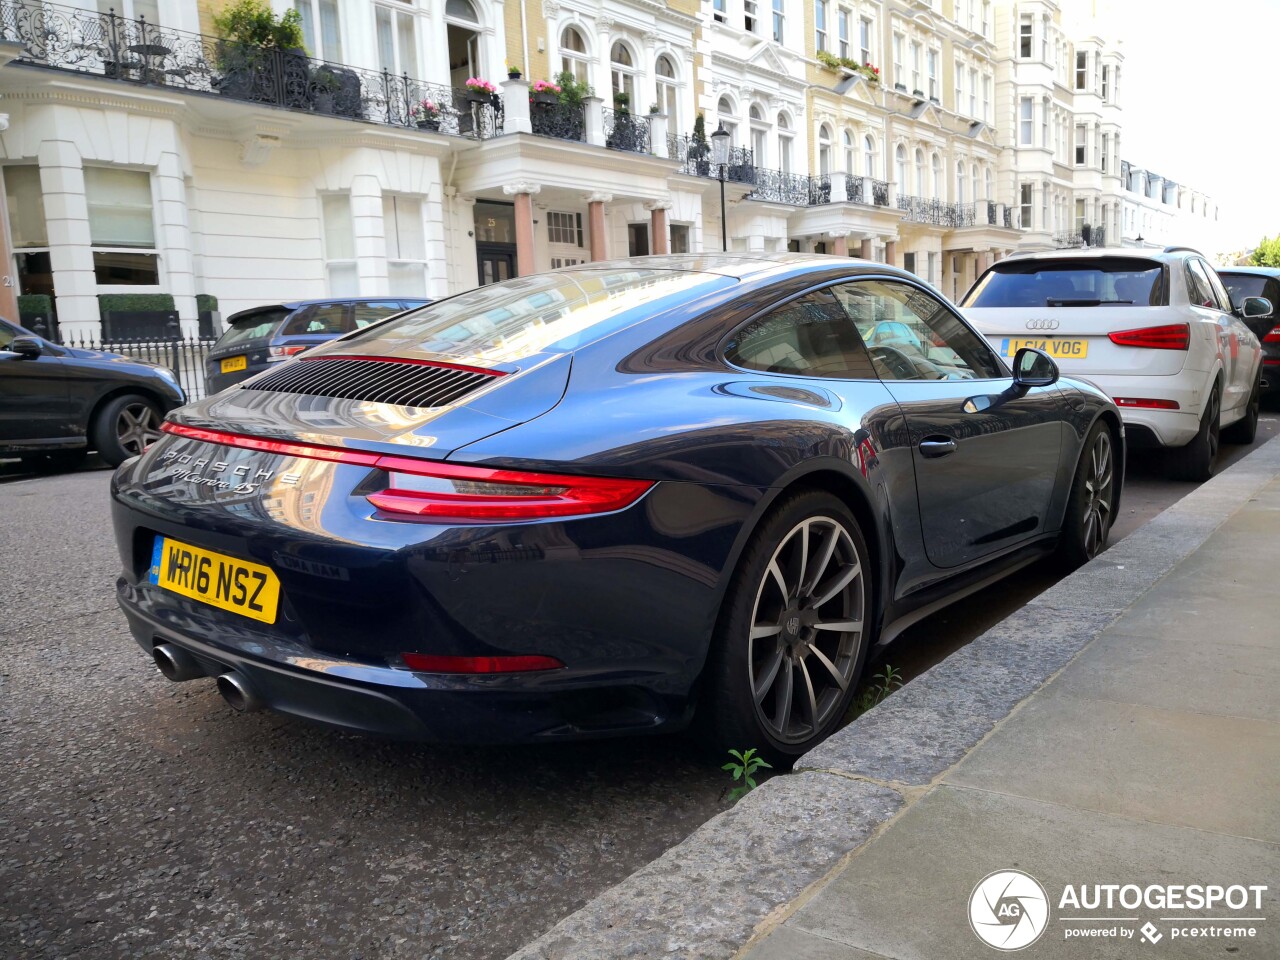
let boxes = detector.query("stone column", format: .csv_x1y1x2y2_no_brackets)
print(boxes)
154,151,198,334
829,230,849,257
647,113,668,157
501,78,532,134
884,239,898,267
976,249,992,274
350,174,386,295
586,191,612,261
942,253,955,301
583,96,605,147
646,201,671,254
0,139,17,322
503,180,541,277
38,141,97,338
860,238,873,260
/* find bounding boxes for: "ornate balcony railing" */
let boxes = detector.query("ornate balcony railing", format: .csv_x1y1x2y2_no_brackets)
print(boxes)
846,176,890,206
667,136,756,183
896,194,949,225
747,168,812,205
1054,224,1106,248
0,0,501,138
602,109,651,154
530,100,585,142
809,174,832,205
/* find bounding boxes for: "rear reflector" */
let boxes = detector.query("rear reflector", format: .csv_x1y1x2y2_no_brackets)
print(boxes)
1264,358,1280,366
1113,397,1181,410
159,422,654,524
268,345,309,360
401,653,564,674
1264,326,1280,344
1108,323,1190,350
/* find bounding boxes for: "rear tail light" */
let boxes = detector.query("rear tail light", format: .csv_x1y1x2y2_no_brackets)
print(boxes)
400,653,564,673
1107,323,1190,350
268,345,309,361
1113,397,1180,410
159,422,654,524
1263,326,1280,344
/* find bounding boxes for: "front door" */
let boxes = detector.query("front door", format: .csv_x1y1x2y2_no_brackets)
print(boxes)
0,321,73,445
476,244,516,286
832,277,1065,569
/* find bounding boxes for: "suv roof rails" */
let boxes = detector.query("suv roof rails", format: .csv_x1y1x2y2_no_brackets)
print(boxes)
1163,245,1205,257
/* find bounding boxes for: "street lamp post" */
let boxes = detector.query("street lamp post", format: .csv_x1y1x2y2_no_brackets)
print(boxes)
711,122,731,253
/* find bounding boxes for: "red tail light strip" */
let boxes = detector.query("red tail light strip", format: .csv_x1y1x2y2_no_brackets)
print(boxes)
1107,323,1190,350
1113,398,1181,410
1264,327,1280,344
159,422,654,523
400,653,564,674
298,354,507,377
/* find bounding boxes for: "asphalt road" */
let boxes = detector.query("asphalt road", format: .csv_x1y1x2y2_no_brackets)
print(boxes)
2,412,1276,960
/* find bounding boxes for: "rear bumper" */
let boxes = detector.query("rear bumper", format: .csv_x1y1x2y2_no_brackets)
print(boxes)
1080,372,1208,448
204,363,266,395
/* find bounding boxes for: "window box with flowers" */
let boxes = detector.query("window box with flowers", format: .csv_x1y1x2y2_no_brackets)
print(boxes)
464,77,497,103
412,98,441,131
530,80,561,105
862,63,881,84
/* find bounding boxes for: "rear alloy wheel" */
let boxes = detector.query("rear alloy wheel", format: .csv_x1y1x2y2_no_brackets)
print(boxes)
701,492,872,766
1222,372,1261,445
1166,382,1220,482
1057,422,1116,569
92,394,163,467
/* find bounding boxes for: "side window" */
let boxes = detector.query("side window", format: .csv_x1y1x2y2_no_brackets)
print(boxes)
352,301,407,328
832,278,1003,381
0,320,16,349
1185,260,1219,310
1202,264,1233,315
284,304,349,336
724,288,877,379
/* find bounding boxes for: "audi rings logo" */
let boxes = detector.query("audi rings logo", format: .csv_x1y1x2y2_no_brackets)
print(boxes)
969,870,1050,951
1025,318,1059,330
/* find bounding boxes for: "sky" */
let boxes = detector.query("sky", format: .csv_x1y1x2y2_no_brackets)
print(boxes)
1099,0,1280,255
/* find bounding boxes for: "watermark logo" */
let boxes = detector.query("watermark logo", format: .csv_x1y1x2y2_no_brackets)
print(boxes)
969,869,1050,951
1139,922,1163,944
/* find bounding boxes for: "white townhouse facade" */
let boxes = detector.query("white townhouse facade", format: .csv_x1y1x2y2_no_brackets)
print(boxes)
0,0,1221,341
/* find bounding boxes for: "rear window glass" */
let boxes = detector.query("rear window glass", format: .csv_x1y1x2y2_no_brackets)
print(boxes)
216,308,290,347
283,304,348,336
965,258,1164,308
1221,274,1269,305
352,302,410,328
342,269,721,365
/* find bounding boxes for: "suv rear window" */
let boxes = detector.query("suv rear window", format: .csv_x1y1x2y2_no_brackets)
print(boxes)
215,308,290,347
965,257,1166,308
283,303,348,336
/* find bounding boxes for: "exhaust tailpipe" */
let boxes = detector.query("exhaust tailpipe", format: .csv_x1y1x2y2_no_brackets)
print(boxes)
152,643,205,682
216,671,263,713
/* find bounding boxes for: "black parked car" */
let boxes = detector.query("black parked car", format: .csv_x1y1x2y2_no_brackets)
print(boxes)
1,317,185,468
113,255,1123,763
1218,266,1280,398
204,298,431,394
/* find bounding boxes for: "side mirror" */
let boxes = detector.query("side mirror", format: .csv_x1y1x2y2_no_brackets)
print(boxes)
1012,346,1059,388
1242,296,1273,319
8,336,43,359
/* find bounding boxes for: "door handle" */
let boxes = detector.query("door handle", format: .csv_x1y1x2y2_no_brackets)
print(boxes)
918,437,957,458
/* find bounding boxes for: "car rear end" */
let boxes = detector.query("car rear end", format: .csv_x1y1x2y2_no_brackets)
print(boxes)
112,266,739,743
1219,269,1280,396
963,255,1206,448
204,305,292,394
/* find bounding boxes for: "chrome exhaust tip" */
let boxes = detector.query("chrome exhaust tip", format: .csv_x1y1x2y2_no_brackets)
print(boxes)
152,643,204,682
215,671,263,713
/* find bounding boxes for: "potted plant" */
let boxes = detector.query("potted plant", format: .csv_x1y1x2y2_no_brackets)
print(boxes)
816,50,841,72
506,63,522,80
312,69,341,113
412,98,441,130
554,70,593,106
464,77,497,103
212,0,307,101
648,102,661,114
612,90,630,114
864,62,881,83
530,79,561,105
689,112,711,176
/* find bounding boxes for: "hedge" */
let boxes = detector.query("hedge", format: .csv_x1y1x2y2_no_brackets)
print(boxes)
17,294,53,324
98,293,176,317
196,293,219,313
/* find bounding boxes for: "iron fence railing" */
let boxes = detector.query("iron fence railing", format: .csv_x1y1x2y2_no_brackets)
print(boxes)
896,194,948,225
809,174,831,205
53,334,220,402
602,109,651,154
746,168,812,204
0,0,501,138
1054,224,1106,248
846,176,890,206
530,99,585,142
667,136,756,182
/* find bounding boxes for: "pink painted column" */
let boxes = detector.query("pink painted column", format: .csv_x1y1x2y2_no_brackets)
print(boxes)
588,191,612,261
503,180,541,277
860,238,873,260
884,240,898,267
648,203,671,254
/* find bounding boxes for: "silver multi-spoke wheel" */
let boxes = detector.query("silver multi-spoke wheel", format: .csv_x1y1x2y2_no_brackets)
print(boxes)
748,516,867,744
1080,430,1114,559
115,402,162,456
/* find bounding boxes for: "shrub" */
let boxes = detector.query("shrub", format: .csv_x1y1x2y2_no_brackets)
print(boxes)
17,294,53,326
98,293,176,317
212,0,305,50
196,294,219,314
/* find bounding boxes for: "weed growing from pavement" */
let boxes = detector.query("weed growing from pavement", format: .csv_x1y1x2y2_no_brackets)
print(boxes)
849,664,904,719
722,748,773,803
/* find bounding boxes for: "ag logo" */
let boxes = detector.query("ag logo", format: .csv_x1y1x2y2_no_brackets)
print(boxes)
968,869,1050,951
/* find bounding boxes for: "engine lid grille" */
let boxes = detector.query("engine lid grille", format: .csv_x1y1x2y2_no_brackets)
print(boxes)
245,355,504,408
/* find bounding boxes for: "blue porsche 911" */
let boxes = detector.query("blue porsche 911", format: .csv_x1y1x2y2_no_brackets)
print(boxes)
112,254,1122,763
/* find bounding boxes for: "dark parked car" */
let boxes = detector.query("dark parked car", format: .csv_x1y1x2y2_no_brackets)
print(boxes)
204,297,431,394
112,255,1123,763
1218,266,1280,398
1,317,185,468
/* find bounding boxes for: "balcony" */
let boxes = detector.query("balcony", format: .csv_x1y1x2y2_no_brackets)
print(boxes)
667,136,757,183
746,169,816,205
846,176,891,207
603,109,651,154
530,100,585,143
1053,224,1107,248
0,0,502,138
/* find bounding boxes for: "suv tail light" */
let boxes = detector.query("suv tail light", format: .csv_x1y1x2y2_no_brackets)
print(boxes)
268,345,309,361
1107,323,1190,350
400,653,564,674
1264,326,1280,344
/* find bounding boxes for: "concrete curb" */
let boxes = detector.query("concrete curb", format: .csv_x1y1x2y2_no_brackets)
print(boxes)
505,435,1280,960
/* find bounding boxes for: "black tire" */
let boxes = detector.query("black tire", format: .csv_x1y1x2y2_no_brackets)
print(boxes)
699,490,874,767
1221,372,1261,445
91,394,163,467
1166,382,1220,482
1056,421,1117,570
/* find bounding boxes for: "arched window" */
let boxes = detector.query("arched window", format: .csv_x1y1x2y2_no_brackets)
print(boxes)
956,161,966,204
895,143,907,190
971,165,980,204
778,112,793,173
865,135,877,178
445,0,481,88
930,152,942,199
718,95,738,144
914,147,925,197
818,124,832,175
843,130,855,175
984,166,993,202
610,41,636,107
656,54,679,130
560,25,589,84
750,104,768,167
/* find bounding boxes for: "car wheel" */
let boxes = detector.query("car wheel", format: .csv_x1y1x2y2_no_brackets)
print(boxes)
92,394,163,467
1221,372,1261,445
1166,382,1220,482
1056,422,1116,569
700,491,873,767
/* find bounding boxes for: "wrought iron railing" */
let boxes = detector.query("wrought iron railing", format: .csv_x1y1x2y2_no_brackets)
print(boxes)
0,0,501,138
747,168,813,204
1054,224,1106,248
667,136,756,183
530,99,585,142
48,333,221,402
846,176,890,206
809,174,832,205
602,109,651,154
896,194,949,225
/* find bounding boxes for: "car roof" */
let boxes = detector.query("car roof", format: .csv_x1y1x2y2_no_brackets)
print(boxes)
1217,265,1280,276
998,247,1198,264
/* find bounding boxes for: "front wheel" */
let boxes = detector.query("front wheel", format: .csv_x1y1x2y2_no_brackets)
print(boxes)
92,394,163,467
699,491,874,767
1056,422,1117,569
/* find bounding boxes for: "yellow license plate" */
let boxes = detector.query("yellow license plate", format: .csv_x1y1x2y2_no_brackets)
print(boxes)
149,536,280,624
220,355,248,374
1001,337,1089,360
